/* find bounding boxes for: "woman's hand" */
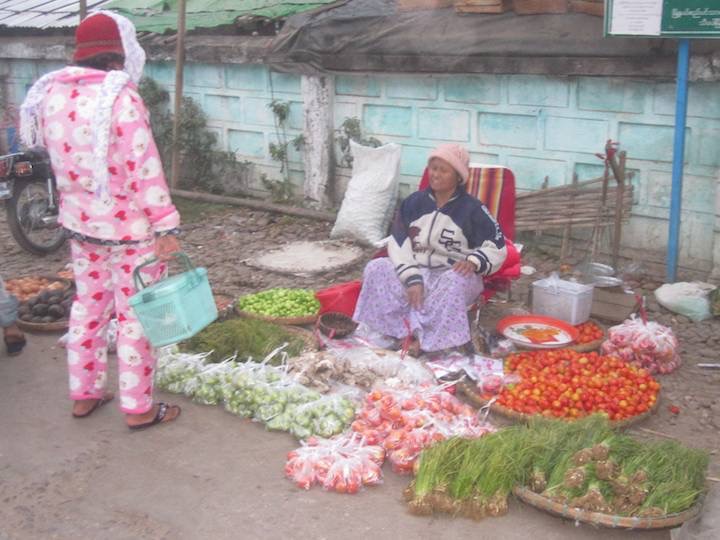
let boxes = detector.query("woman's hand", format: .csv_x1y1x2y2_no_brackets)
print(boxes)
155,235,180,261
407,283,424,310
453,259,477,277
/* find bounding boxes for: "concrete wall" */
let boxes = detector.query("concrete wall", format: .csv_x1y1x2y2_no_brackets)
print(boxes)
3,58,720,276
145,62,306,194
333,73,720,274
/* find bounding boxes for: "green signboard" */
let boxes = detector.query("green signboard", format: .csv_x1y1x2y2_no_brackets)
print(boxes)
605,0,720,38
662,0,720,36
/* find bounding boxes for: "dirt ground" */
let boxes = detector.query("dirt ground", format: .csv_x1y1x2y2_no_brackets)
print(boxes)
1,197,718,540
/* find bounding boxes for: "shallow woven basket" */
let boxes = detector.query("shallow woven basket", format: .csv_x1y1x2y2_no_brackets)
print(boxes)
235,307,318,326
566,320,606,353
512,486,704,529
317,311,358,339
567,337,604,353
16,318,69,333
457,379,659,428
9,275,73,302
8,274,72,289
283,325,319,351
14,276,74,333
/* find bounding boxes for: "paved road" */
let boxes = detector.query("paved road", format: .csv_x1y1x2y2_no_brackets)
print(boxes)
0,333,671,540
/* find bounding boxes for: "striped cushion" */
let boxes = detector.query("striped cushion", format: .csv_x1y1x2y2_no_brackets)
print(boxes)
465,166,504,220
465,165,516,241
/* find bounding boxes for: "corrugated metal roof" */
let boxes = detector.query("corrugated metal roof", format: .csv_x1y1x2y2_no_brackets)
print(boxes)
107,0,338,33
0,0,114,29
0,0,336,31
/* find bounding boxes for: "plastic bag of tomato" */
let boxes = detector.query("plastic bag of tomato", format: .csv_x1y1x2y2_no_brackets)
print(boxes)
493,349,660,424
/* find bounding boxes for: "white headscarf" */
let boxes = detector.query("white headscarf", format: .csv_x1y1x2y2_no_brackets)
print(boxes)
19,10,146,198
98,10,146,85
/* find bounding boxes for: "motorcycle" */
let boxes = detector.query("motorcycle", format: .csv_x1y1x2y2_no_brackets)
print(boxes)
0,147,66,255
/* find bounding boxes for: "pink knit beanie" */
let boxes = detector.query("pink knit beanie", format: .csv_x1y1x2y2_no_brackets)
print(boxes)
427,143,470,184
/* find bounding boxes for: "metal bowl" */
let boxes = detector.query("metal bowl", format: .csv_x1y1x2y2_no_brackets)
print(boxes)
587,262,615,276
592,275,624,288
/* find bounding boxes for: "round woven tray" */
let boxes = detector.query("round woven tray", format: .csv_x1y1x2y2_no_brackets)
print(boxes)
512,486,704,530
235,307,318,326
7,275,73,302
457,379,658,428
16,318,69,333
567,320,607,353
566,337,604,353
13,276,74,333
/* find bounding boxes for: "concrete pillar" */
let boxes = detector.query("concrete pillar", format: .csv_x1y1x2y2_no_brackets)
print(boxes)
301,74,334,208
711,172,720,280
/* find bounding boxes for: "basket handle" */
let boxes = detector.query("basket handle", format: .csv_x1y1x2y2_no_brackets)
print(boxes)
133,252,195,291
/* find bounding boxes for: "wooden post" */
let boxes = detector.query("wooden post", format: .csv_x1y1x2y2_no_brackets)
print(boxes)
79,0,87,21
589,163,610,261
560,173,578,261
613,151,627,268
170,0,187,189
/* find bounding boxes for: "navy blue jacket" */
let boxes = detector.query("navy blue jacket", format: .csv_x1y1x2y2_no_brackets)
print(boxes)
388,187,507,287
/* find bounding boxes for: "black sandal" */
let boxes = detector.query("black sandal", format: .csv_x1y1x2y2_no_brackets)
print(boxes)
4,336,26,356
128,402,181,431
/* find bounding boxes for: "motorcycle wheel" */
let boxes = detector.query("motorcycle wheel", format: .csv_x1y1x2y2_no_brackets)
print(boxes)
5,180,66,256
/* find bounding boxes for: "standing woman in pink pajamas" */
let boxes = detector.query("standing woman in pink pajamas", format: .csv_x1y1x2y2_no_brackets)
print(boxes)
19,11,182,429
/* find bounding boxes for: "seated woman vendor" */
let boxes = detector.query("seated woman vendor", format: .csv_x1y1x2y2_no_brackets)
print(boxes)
353,143,507,355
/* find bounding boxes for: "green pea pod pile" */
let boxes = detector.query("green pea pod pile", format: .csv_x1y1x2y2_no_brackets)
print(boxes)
237,288,320,318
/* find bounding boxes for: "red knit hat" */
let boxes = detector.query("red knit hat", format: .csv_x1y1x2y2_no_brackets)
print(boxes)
73,13,124,62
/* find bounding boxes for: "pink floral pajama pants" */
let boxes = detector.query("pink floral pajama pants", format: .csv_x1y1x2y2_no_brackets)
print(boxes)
66,238,162,414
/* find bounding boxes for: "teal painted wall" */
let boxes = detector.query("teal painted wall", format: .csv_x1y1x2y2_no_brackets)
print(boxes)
334,73,720,266
4,59,720,267
144,62,305,191
2,60,304,192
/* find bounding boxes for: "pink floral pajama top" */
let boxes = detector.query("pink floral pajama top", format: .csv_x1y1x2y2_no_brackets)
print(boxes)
40,66,180,241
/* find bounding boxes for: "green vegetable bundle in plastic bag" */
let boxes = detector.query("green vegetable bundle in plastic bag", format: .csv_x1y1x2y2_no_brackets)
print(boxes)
155,349,208,394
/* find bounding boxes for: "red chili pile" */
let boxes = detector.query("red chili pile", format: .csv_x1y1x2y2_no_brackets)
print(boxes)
496,349,660,421
574,320,604,344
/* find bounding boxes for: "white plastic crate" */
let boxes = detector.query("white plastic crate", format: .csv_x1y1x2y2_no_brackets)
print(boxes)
531,277,594,325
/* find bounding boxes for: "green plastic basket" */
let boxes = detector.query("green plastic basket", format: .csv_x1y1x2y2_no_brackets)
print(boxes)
129,252,217,347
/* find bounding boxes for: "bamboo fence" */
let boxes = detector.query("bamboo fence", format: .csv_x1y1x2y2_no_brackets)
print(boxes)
514,142,631,267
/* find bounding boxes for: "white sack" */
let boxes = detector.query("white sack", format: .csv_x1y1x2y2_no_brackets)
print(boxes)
654,281,714,322
330,141,401,247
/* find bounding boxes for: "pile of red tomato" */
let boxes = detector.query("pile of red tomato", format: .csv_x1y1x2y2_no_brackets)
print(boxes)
574,320,605,344
495,349,660,421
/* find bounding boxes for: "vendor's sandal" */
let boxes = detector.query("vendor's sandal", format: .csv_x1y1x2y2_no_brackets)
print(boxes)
4,336,26,356
72,393,115,418
127,402,181,431
459,341,476,357
407,339,423,358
